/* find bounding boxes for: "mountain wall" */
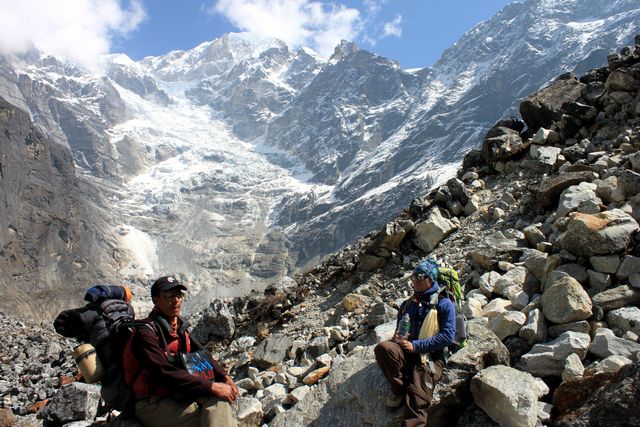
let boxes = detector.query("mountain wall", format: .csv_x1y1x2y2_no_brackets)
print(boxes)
0,96,122,319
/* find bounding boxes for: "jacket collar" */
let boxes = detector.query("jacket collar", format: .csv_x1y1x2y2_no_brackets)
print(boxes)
413,283,441,302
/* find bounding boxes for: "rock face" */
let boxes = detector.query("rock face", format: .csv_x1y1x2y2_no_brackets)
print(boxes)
471,365,549,427
0,97,120,319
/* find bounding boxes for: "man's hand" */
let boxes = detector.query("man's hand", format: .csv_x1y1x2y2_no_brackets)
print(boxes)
224,375,239,398
211,381,238,402
397,339,414,353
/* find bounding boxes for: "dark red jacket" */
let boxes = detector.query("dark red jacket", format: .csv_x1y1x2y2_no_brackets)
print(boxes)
123,310,227,401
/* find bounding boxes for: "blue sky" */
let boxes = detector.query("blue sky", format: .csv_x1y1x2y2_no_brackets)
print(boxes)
0,0,516,70
116,0,516,69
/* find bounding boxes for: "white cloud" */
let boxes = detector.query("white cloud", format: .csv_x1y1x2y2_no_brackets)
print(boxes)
0,0,145,69
382,14,402,38
210,0,361,57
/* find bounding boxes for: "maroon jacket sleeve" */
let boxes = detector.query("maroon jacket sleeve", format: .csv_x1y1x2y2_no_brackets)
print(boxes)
131,324,214,400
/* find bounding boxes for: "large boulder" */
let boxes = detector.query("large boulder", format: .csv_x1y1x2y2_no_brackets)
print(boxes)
253,334,293,368
554,362,640,427
556,210,639,257
414,207,458,252
367,221,408,258
606,306,640,335
487,311,527,340
481,126,529,164
40,383,101,425
518,332,591,377
589,328,640,361
537,171,597,208
269,323,509,427
519,73,585,132
233,397,264,427
556,182,601,218
471,365,549,427
541,275,592,324
591,285,640,311
190,300,236,342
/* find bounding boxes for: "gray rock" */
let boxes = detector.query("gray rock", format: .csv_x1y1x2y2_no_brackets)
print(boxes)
531,145,562,170
307,336,330,358
471,365,549,427
556,263,588,284
562,353,585,382
523,225,546,248
478,271,501,296
618,170,640,198
488,311,527,341
591,355,634,374
557,182,601,218
537,171,597,208
414,207,458,252
374,321,396,343
548,321,591,338
592,285,640,311
40,383,101,425
518,332,591,377
588,270,612,292
368,303,398,328
522,249,548,282
520,73,585,132
556,210,639,257
590,328,640,361
606,307,640,336
233,396,263,427
368,221,407,258
254,334,293,368
519,308,548,346
589,255,620,274
541,275,592,324
190,300,236,342
481,126,529,164
605,69,640,91
616,255,640,280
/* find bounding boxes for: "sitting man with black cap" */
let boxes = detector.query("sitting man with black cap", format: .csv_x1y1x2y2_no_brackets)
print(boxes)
123,276,239,427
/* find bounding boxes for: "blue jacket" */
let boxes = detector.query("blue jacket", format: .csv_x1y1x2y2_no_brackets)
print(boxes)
397,283,456,354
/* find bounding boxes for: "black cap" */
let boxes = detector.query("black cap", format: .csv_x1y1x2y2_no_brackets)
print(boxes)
151,276,187,296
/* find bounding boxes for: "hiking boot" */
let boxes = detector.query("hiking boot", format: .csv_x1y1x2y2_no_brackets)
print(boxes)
385,392,404,408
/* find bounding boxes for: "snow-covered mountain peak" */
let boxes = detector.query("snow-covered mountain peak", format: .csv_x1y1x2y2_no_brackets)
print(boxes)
140,32,289,83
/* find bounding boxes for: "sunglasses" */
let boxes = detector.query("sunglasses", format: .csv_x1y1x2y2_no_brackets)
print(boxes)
411,273,427,281
159,291,184,300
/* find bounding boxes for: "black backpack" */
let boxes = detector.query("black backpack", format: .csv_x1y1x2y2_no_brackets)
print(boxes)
54,286,147,416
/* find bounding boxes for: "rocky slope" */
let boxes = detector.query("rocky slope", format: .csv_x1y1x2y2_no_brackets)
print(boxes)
4,35,640,427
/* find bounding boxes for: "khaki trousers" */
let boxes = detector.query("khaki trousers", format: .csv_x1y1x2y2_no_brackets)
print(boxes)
135,396,237,427
374,341,444,427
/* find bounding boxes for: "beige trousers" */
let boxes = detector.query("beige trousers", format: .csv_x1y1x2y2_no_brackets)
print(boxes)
135,396,237,427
